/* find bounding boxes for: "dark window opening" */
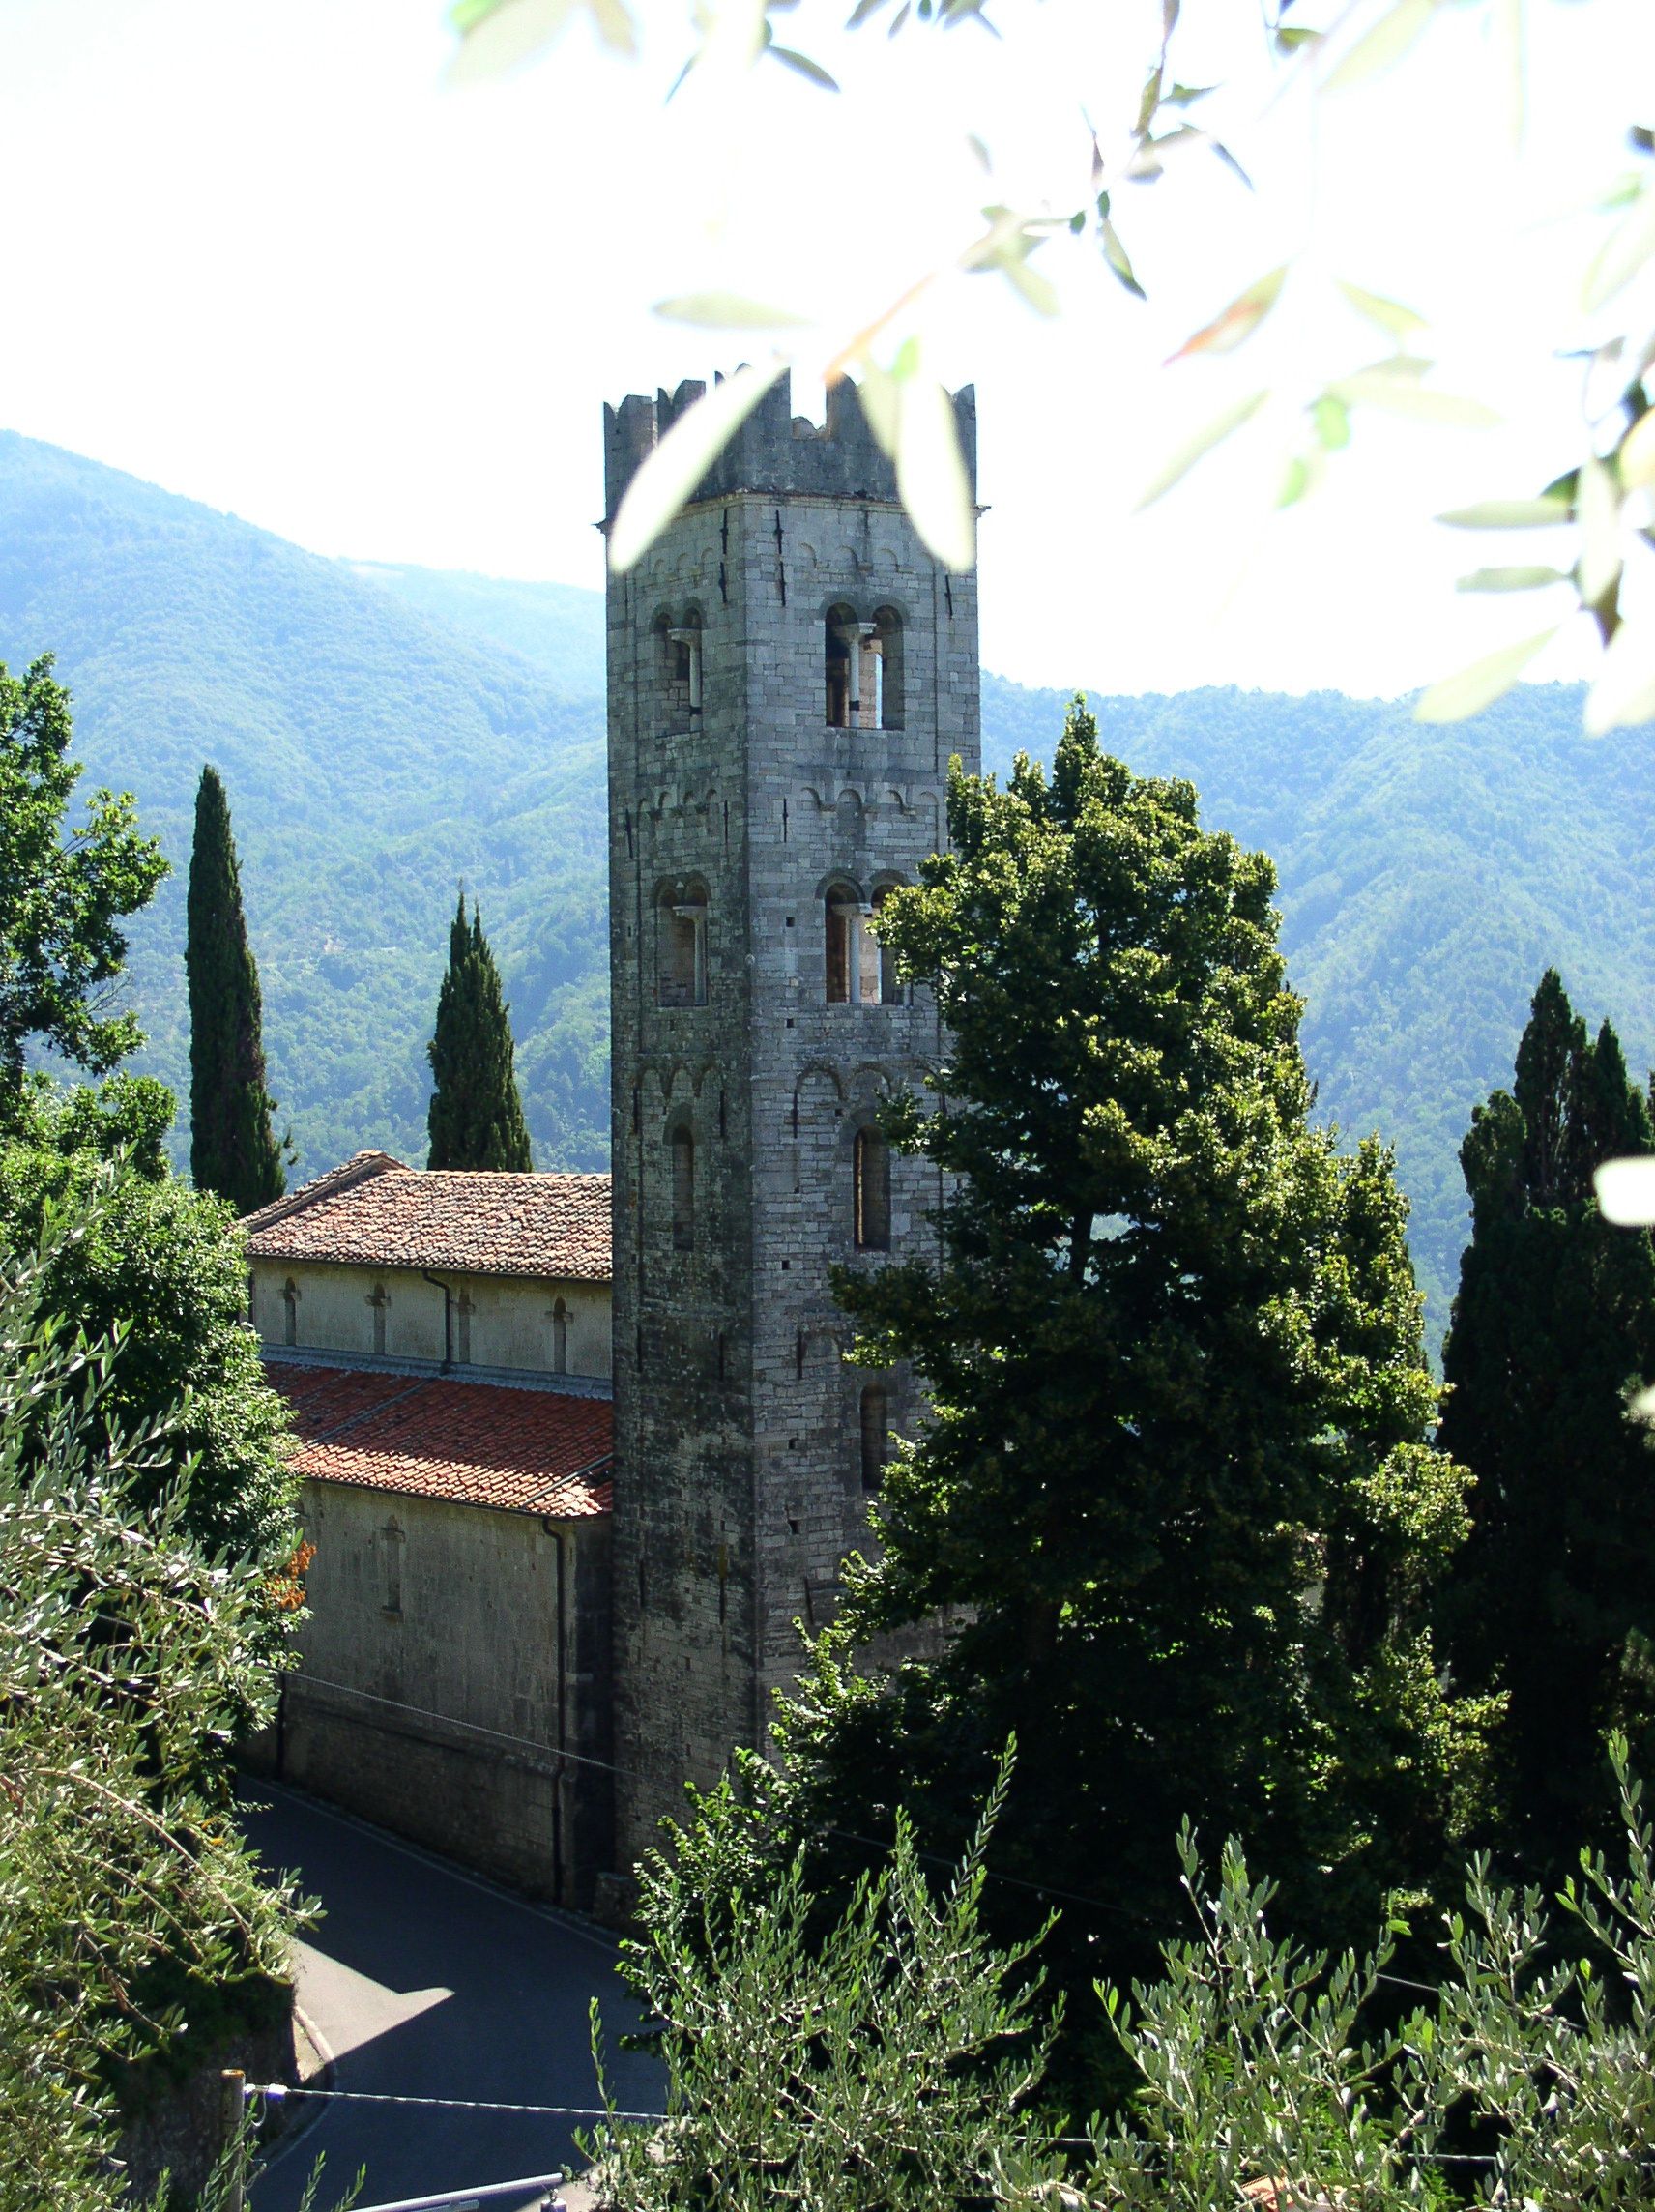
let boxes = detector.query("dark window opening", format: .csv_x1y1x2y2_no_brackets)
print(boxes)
672,1126,695,1251
854,1126,891,1251
657,884,709,1007
871,885,905,1004
826,606,854,726
860,1383,889,1492
826,884,863,1004
873,607,904,729
666,612,702,723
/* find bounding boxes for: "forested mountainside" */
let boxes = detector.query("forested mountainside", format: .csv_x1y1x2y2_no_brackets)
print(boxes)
3,425,1650,1337
0,431,611,1173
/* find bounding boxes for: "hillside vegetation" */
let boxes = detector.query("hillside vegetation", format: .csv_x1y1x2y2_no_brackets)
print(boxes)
2,426,1649,1335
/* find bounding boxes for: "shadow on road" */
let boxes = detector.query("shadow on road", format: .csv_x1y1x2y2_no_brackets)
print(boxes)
237,1782,660,2212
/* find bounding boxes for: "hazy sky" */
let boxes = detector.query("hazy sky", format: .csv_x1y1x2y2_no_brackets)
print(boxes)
1,0,1648,696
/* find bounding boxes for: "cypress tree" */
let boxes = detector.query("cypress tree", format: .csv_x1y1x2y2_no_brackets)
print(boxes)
426,894,534,1171
186,764,285,1215
1438,968,1655,1866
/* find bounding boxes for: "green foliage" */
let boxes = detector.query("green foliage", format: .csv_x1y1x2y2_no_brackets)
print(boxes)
1050,1737,1655,2209
426,893,535,1170
188,763,286,1215
0,1077,299,1573
982,673,1655,1353
637,1744,1655,2211
588,1756,1059,2212
0,652,166,1101
784,703,1486,2052
1438,970,1655,1868
0,1204,303,2212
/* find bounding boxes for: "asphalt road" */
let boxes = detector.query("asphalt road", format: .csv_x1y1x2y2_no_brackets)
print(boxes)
237,1783,661,2212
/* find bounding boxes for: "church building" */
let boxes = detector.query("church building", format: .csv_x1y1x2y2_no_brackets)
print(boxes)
246,373,980,1907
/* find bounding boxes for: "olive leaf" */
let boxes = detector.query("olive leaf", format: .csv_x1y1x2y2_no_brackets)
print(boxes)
1135,390,1270,510
1324,0,1439,94
893,370,975,571
1414,626,1558,722
1336,278,1428,345
1585,610,1655,734
608,358,788,573
653,293,811,329
1166,266,1287,363
447,0,634,81
1454,567,1570,593
1437,498,1572,528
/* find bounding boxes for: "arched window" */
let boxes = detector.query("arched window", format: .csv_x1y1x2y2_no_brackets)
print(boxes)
666,609,702,724
869,884,905,1005
550,1295,568,1375
825,604,860,727
657,882,708,1007
873,607,904,729
825,882,865,1004
854,1125,891,1251
859,1382,890,1492
671,1125,695,1251
282,1277,301,1347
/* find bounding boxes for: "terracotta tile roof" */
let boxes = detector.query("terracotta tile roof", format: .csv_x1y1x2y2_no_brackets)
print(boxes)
268,1361,613,1518
244,1150,612,1282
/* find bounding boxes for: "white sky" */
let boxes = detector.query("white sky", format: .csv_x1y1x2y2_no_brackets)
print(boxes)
0,0,1648,696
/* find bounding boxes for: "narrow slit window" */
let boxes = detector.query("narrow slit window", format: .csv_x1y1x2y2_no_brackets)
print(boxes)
672,1126,695,1251
857,626,881,728
873,608,904,729
871,885,904,1005
666,612,702,724
551,1295,568,1375
854,1126,891,1251
282,1277,300,1347
860,1382,889,1492
658,885,709,1007
826,886,863,1004
825,605,857,727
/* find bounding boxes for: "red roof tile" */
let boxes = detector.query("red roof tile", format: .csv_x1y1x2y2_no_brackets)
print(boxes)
267,1361,613,1518
245,1151,611,1282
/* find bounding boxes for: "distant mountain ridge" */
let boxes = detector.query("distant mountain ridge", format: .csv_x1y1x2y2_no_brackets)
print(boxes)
3,425,1650,1342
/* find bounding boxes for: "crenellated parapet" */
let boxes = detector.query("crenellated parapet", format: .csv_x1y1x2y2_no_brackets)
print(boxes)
602,370,976,523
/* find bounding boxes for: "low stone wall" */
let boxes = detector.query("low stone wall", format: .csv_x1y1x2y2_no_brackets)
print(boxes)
117,2005,298,2205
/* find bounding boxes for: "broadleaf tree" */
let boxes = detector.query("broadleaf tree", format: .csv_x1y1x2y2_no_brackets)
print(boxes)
426,892,535,1172
0,656,166,1112
0,1075,300,1577
187,762,286,1216
741,703,1492,2041
1438,968,1655,1870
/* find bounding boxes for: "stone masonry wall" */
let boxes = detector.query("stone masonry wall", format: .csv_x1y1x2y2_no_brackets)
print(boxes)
248,1259,611,1381
257,1480,614,1905
608,376,980,1867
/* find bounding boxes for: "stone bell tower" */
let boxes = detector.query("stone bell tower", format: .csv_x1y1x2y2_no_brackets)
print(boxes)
604,371,980,1868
